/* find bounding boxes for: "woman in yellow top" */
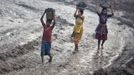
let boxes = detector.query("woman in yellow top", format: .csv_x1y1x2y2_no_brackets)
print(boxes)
71,8,84,53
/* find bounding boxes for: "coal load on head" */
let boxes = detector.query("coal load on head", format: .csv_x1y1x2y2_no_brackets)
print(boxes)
100,0,110,8
45,8,55,20
76,2,87,11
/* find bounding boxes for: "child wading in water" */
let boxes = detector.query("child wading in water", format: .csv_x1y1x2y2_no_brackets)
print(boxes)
95,6,114,51
40,10,55,63
72,8,84,53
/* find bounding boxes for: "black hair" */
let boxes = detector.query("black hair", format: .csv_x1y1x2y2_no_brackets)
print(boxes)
79,10,84,15
102,7,107,12
46,19,52,23
101,7,108,14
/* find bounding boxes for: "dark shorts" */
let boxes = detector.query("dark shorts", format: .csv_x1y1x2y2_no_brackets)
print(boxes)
41,42,51,56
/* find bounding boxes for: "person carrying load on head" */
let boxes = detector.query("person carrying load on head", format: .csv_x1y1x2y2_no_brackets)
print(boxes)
40,8,55,63
71,2,86,53
95,1,114,51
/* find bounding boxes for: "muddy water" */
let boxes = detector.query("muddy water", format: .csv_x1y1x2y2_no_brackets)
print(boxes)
0,0,132,75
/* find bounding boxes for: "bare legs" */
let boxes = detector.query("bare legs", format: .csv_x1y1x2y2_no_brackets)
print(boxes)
41,55,44,64
98,40,106,50
41,54,52,64
75,43,78,51
98,40,101,50
101,40,106,49
48,54,52,62
97,40,105,60
73,43,78,54
73,36,79,53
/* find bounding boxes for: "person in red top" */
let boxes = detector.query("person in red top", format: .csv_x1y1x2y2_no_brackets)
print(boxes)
40,10,55,63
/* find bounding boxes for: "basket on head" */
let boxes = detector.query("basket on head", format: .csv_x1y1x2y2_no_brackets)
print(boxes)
45,8,55,20
100,0,110,8
76,2,87,11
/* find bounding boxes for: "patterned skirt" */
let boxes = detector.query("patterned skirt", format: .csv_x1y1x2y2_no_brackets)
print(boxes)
73,33,82,45
95,24,108,40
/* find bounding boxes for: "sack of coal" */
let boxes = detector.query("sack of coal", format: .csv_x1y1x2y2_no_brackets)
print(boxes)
45,8,55,20
76,2,87,11
100,0,110,8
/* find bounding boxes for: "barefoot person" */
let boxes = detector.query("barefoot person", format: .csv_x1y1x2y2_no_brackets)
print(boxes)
40,10,55,63
95,6,114,50
72,8,84,53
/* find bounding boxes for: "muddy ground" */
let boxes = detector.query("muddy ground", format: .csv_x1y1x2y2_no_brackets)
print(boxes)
0,0,134,75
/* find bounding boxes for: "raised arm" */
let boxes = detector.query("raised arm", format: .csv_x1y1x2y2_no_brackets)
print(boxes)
74,9,78,17
51,19,56,29
108,5,114,17
96,1,100,15
80,16,84,24
40,10,46,26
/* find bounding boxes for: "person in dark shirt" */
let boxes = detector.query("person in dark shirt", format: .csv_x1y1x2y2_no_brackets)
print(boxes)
95,6,114,50
40,10,55,63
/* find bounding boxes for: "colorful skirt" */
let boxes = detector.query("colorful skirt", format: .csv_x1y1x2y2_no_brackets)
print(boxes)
73,33,82,44
95,24,108,40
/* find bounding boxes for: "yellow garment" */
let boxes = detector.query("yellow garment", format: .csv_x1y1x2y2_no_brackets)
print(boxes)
74,25,82,33
75,17,83,25
74,16,84,33
73,16,84,43
73,27,83,43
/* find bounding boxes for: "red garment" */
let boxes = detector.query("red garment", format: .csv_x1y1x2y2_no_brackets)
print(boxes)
95,33,107,40
42,25,53,42
73,33,80,45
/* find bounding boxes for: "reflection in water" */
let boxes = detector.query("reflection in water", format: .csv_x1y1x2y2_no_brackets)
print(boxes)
92,49,104,71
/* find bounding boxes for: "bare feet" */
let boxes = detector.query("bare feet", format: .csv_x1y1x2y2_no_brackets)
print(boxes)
41,55,44,64
48,56,52,63
97,47,100,51
101,46,104,49
73,47,79,54
75,47,78,51
71,37,73,43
